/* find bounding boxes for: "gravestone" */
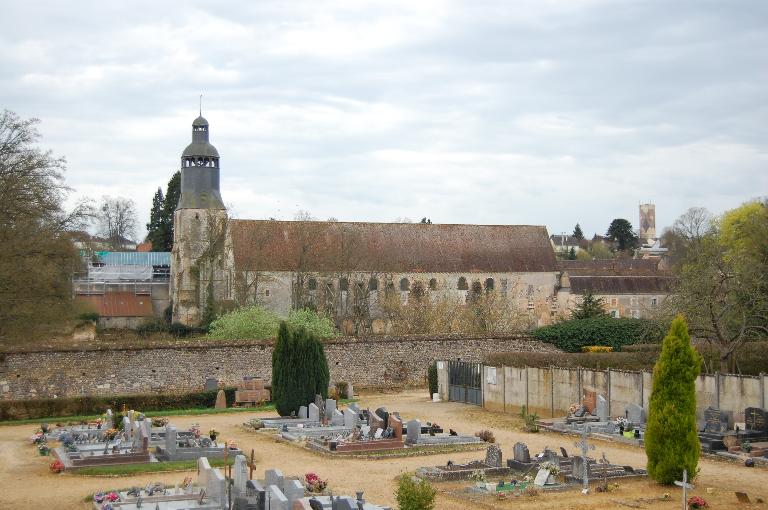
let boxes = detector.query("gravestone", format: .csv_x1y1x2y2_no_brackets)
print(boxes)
283,479,304,508
165,425,177,455
345,383,354,399
625,403,646,425
325,399,337,419
704,407,729,434
406,419,421,444
209,468,226,505
348,402,360,414
360,425,371,437
331,409,344,426
375,407,389,428
308,403,320,423
233,455,248,495
123,417,132,441
573,406,586,418
198,457,212,490
205,378,219,391
485,444,502,467
572,455,590,479
596,395,608,422
215,390,227,409
299,406,308,419
314,395,325,421
513,442,530,463
105,409,114,429
369,411,386,432
745,407,767,433
267,485,288,510
583,387,597,414
265,469,284,490
533,468,551,487
344,408,358,429
389,414,403,440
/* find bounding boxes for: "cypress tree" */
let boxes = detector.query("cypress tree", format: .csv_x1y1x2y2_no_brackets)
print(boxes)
146,187,165,250
645,315,701,484
272,322,330,416
161,171,180,251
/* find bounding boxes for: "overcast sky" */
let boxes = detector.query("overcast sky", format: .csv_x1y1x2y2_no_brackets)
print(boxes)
2,0,766,241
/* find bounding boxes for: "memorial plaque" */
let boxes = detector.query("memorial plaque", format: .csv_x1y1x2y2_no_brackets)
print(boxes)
745,407,767,433
533,468,551,487
704,407,728,434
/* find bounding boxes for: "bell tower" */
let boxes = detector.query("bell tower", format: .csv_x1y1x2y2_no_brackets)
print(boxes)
171,112,229,325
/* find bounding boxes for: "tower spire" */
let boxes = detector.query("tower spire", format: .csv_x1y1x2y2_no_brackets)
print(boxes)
199,93,203,116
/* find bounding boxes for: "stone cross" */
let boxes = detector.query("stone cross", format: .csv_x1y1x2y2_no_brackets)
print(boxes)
233,455,248,496
574,426,595,494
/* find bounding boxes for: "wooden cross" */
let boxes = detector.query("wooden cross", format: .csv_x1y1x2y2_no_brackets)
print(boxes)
247,448,256,480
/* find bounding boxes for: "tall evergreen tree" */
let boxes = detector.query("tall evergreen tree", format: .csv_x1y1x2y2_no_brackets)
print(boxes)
606,218,639,251
161,171,180,251
645,315,701,484
272,322,329,416
573,223,584,240
567,246,577,260
570,291,607,320
145,187,165,250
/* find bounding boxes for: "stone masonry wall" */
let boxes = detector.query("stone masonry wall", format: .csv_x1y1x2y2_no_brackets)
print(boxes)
0,336,558,400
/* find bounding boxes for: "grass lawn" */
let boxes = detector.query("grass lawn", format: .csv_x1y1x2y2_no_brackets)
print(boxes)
75,456,236,477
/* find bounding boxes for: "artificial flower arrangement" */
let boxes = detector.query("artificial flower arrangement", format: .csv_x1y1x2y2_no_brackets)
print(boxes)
540,461,560,475
305,472,328,493
208,428,219,440
688,495,709,509
37,443,50,456
50,460,65,473
104,428,119,441
152,416,169,427
568,403,580,414
469,470,487,483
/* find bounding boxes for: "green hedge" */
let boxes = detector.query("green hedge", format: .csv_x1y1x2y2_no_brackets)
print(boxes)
0,387,237,421
531,317,663,352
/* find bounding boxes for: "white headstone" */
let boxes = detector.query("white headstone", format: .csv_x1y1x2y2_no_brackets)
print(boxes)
406,419,421,444
265,468,284,490
534,468,551,487
360,425,371,437
344,408,358,428
308,403,320,422
325,399,337,418
432,393,440,402
596,395,608,422
209,468,226,505
233,455,248,495
331,409,344,426
197,457,212,489
298,406,308,419
267,485,288,510
122,416,132,441
105,409,114,429
283,479,304,508
165,425,177,455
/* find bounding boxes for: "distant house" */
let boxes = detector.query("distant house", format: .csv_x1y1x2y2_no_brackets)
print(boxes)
556,259,674,319
74,252,170,329
549,234,584,256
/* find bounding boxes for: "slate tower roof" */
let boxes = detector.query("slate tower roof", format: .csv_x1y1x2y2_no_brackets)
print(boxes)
177,114,225,210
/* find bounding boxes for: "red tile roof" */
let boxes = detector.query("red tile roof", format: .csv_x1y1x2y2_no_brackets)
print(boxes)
230,220,558,273
75,293,154,317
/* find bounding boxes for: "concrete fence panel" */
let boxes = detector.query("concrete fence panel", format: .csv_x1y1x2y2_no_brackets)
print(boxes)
610,370,644,420
482,365,505,412
526,367,553,416
719,374,762,422
504,366,528,413
553,368,580,414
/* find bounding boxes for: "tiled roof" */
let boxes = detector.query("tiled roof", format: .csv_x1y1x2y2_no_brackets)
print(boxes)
559,259,663,275
230,220,558,273
75,293,154,317
569,276,674,294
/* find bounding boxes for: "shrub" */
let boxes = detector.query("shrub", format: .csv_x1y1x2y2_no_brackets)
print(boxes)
395,474,436,510
645,315,701,484
167,322,193,338
77,312,100,322
427,362,438,398
519,405,539,433
484,351,657,372
475,430,495,443
272,323,329,417
0,388,238,421
208,305,281,340
136,318,168,337
286,308,339,338
335,382,349,399
581,346,613,353
531,317,663,352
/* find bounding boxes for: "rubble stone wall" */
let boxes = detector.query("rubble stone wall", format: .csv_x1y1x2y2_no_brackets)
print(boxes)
0,336,558,400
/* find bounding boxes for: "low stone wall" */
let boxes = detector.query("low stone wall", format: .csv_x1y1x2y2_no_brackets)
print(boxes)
0,335,557,400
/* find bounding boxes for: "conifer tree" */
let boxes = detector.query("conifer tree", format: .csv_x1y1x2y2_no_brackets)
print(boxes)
161,171,181,251
272,322,329,416
645,315,701,484
145,187,165,250
570,291,607,320
573,223,584,240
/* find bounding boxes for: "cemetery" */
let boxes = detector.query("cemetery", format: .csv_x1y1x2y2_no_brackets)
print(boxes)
90,456,391,510
250,395,483,456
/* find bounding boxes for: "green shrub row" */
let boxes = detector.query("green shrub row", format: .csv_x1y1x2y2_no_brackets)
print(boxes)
531,317,663,352
0,388,237,421
484,341,768,376
136,319,198,338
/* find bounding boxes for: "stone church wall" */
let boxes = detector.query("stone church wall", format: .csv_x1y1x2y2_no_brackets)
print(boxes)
0,336,558,400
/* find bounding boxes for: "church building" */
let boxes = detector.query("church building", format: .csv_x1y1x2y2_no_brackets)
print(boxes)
170,115,670,332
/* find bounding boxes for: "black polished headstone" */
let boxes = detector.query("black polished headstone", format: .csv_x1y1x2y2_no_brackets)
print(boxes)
745,407,767,433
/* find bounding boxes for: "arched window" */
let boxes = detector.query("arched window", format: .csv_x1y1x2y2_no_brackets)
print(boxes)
308,278,317,290
368,277,378,291
400,278,410,291
339,278,349,291
457,276,468,290
485,278,495,291
429,278,438,291
471,281,482,294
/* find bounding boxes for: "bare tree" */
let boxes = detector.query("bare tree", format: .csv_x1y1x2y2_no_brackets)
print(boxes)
97,196,137,250
0,110,91,341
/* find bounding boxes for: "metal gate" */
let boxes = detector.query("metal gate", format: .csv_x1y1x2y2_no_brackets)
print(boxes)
448,360,483,405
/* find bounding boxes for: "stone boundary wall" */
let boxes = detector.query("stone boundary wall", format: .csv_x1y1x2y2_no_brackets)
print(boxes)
0,336,557,400
437,363,768,423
